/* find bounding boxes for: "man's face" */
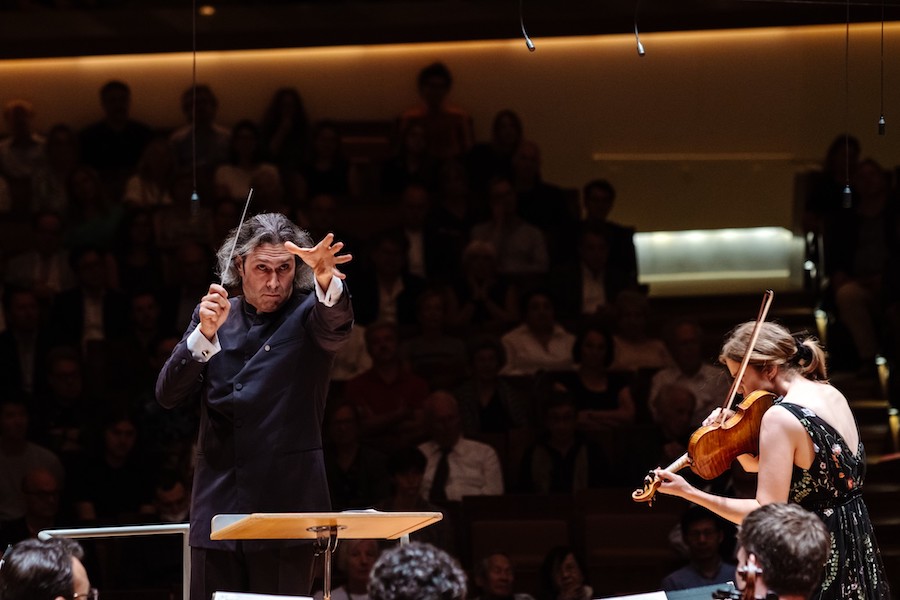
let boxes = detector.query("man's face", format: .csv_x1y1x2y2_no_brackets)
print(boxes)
23,470,60,519
9,292,40,332
426,395,461,449
0,403,28,442
104,419,137,461
239,243,296,313
50,359,83,400
131,294,160,331
684,518,723,561
484,554,514,597
155,482,189,522
366,326,399,364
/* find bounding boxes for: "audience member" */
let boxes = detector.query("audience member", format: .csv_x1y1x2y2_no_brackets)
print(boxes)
648,319,730,429
331,322,373,382
466,109,523,194
472,551,536,600
449,239,519,336
580,179,638,290
539,546,592,600
425,159,476,280
0,395,65,522
48,245,129,351
552,225,637,328
169,83,230,173
78,79,153,194
500,290,575,376
260,87,310,194
352,229,427,330
324,403,391,510
0,466,64,548
313,539,381,600
214,119,280,202
419,390,504,502
344,321,429,451
471,176,549,278
824,157,895,376
0,172,10,214
70,410,154,522
735,503,831,600
121,136,175,207
0,537,93,600
512,140,576,263
5,211,71,305
543,325,634,433
381,120,439,196
608,290,671,373
113,208,166,295
0,99,45,181
660,506,736,591
303,120,355,199
64,165,124,250
455,335,530,436
393,183,431,279
30,123,79,214
628,384,698,481
398,61,474,160
518,392,614,493
160,240,216,334
32,347,96,462
0,287,52,396
368,542,467,600
375,446,455,553
401,288,467,389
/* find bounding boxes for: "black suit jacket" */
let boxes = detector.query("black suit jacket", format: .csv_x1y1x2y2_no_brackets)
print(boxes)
155,286,353,550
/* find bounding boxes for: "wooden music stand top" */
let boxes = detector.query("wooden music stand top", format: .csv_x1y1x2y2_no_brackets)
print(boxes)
210,510,442,541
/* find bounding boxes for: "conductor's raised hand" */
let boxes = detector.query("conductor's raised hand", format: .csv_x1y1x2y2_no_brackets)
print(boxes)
198,283,230,341
285,233,353,291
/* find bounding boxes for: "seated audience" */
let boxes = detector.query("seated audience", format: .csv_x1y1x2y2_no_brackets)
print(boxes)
0,287,52,396
368,542,468,600
471,176,549,278
344,321,429,451
352,229,427,330
0,99,45,182
113,208,166,296
381,121,439,196
5,210,75,306
64,165,125,250
544,325,634,434
0,396,65,522
580,179,638,289
455,335,530,436
466,109,523,194
324,403,390,510
660,506,736,592
608,290,670,373
213,119,280,202
425,160,476,281
303,120,355,199
449,239,519,336
419,390,503,502
648,319,730,429
401,288,467,389
376,446,456,553
169,83,230,173
0,466,64,548
471,551,536,600
501,290,575,376
331,322,373,382
78,79,154,195
518,392,615,493
122,136,175,207
314,539,381,600
30,123,79,215
398,61,474,160
0,537,93,600
539,546,592,600
260,87,310,193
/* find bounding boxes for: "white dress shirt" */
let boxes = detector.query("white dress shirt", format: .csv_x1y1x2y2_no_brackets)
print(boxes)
418,437,504,501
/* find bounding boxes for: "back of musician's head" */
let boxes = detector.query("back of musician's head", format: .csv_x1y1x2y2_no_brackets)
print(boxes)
0,538,85,600
737,503,830,599
720,321,828,382
368,542,467,600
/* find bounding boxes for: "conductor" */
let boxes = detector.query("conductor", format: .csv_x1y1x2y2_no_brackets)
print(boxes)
156,212,354,600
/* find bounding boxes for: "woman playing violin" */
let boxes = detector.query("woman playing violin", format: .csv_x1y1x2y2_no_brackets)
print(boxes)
654,321,890,600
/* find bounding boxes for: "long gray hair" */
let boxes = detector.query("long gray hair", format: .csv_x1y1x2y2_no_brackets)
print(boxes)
216,213,314,290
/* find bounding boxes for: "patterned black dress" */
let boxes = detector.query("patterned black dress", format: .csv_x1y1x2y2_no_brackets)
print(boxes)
778,401,891,600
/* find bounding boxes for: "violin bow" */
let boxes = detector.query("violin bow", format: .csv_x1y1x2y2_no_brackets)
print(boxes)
716,290,775,426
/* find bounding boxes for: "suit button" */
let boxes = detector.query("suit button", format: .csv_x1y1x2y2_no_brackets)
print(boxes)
264,344,271,352
235,383,243,391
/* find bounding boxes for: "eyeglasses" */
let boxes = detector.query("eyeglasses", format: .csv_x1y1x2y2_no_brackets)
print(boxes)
73,588,99,600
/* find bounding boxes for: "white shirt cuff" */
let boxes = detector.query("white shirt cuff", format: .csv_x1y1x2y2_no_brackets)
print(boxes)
187,327,221,362
315,277,344,307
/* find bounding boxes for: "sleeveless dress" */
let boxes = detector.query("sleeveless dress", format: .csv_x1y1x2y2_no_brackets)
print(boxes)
778,401,891,600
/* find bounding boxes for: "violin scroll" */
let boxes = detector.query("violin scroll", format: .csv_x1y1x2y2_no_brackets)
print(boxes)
630,453,693,505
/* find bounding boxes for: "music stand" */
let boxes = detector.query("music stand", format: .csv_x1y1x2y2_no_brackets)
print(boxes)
211,511,442,600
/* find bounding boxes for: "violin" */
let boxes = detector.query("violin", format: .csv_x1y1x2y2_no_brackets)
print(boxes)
632,290,776,505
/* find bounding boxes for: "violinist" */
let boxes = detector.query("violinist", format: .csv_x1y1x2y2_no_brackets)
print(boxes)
652,321,890,600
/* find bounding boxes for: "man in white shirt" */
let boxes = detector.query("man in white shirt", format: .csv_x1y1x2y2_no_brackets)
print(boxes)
419,390,503,502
